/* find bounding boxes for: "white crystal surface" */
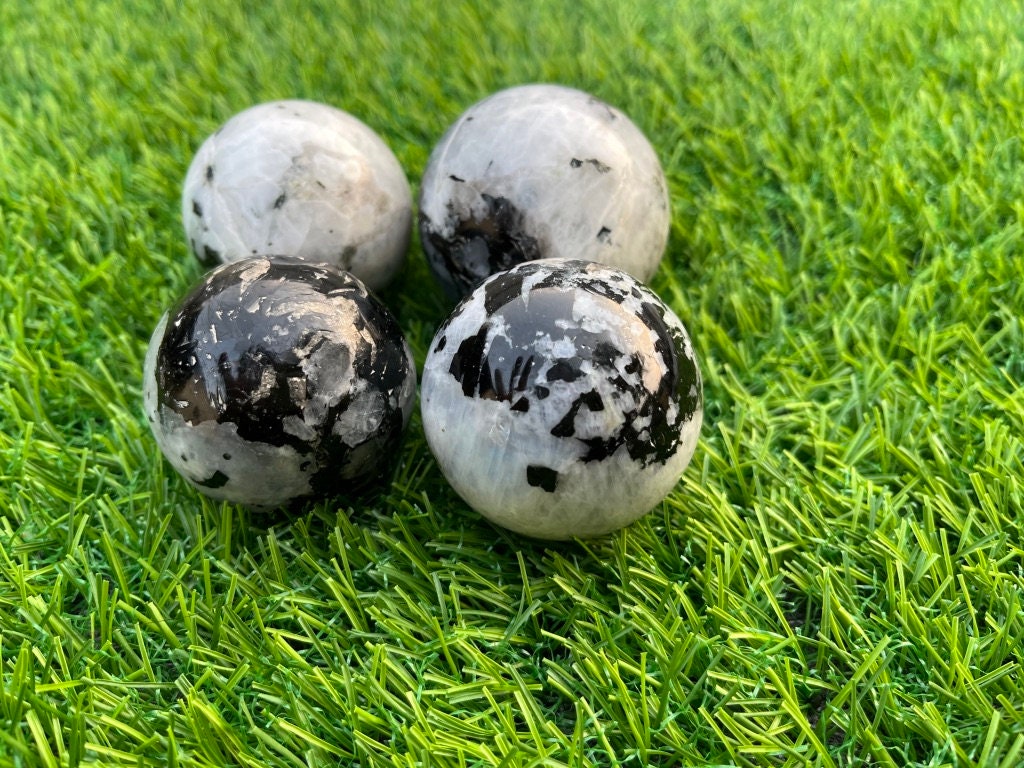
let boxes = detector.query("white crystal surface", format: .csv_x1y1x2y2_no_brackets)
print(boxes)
182,100,412,290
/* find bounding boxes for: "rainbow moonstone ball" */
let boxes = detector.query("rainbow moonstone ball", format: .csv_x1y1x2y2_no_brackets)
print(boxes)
420,259,702,539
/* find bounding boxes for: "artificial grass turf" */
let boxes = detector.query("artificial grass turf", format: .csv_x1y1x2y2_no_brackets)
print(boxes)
1,0,1023,764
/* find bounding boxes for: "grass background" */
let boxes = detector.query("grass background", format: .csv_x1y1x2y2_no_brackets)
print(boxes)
1,0,1023,765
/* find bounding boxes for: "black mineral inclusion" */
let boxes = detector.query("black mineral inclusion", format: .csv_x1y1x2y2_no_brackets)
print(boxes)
420,193,541,298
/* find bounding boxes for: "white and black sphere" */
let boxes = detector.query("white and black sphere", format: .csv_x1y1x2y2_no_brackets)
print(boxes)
418,84,671,299
420,259,702,540
143,257,417,509
182,100,412,292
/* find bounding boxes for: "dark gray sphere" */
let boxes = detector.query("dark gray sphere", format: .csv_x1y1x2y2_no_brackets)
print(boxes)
143,257,416,509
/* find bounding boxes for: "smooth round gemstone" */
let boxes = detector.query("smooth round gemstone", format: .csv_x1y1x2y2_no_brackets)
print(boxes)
143,257,416,509
419,84,671,298
182,100,412,291
420,259,703,539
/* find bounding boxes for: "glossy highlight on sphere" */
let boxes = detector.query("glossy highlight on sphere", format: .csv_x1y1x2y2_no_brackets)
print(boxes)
182,100,412,291
419,84,671,298
420,259,703,539
143,257,416,509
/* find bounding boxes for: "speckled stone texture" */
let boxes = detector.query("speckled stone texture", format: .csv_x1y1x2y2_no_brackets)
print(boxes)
182,100,412,291
420,259,703,539
419,84,671,299
143,257,416,509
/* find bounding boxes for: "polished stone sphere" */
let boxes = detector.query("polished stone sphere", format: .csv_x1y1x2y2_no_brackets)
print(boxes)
143,257,416,509
420,259,702,539
419,84,671,298
182,100,412,291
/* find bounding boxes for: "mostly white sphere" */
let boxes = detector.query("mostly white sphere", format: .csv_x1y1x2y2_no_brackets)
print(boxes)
143,256,416,509
419,84,671,298
420,259,702,539
182,100,412,291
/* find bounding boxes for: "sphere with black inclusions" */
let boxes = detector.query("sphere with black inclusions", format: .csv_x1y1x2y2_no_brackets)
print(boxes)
420,259,703,540
418,84,671,299
143,257,417,509
182,100,412,291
